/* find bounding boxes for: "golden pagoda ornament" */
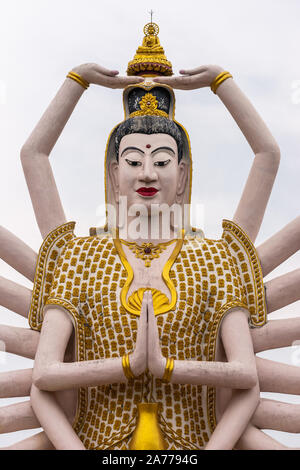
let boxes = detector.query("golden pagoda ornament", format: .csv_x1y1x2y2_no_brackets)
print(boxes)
127,20,173,77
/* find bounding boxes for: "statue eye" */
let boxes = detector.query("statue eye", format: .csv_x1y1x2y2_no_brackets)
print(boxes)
125,159,142,167
154,159,171,167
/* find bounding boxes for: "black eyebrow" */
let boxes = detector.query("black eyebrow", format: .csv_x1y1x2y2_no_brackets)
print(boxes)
120,145,176,158
120,147,144,158
151,146,175,155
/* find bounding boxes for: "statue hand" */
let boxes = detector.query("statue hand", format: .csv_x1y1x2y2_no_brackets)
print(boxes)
147,291,165,378
152,65,225,90
71,63,144,89
130,289,148,377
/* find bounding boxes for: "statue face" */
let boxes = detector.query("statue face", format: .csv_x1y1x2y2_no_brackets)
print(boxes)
110,133,187,212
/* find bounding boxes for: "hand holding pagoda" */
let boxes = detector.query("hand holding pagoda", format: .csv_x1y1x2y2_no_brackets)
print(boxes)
152,64,225,90
71,63,144,89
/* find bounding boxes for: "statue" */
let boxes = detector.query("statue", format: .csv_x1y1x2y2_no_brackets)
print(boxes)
0,21,299,450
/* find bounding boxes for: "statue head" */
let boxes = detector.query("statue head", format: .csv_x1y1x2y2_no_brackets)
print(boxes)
103,83,193,238
109,116,188,210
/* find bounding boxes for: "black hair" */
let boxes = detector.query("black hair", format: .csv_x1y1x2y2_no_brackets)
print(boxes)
114,115,183,163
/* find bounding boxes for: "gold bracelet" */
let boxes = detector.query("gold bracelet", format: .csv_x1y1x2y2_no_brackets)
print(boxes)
122,353,136,380
162,357,174,383
66,71,90,90
210,71,232,94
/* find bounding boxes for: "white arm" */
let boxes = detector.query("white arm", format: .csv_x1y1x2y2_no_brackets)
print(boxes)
30,384,85,450
169,309,258,389
20,79,83,238
148,304,259,449
33,307,128,391
216,78,280,242
148,296,257,389
205,309,259,450
20,64,144,239
153,67,281,242
33,298,147,391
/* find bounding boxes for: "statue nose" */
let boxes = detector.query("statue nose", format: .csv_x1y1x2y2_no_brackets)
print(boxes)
138,158,158,182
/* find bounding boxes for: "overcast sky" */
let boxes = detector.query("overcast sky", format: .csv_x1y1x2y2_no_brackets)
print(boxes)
0,0,299,448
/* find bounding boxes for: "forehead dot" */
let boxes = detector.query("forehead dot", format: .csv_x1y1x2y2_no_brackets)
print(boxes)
146,144,151,149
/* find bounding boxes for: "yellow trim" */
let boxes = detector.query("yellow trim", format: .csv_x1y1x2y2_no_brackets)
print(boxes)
113,229,185,316
44,297,87,435
28,221,76,331
222,219,267,327
45,295,140,450
210,71,232,94
157,412,201,450
205,299,249,434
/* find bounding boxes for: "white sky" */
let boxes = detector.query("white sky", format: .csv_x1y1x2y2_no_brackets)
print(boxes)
0,0,299,448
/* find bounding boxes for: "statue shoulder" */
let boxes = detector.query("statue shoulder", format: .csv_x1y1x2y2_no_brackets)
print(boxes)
221,219,267,328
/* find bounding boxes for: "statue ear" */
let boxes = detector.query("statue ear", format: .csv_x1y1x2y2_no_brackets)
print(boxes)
176,160,188,198
109,160,120,202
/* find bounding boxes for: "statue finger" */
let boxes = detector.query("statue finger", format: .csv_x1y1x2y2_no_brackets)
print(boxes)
99,75,143,89
92,64,119,76
135,291,148,346
139,291,148,327
152,76,182,86
147,291,154,317
152,75,192,89
179,66,208,75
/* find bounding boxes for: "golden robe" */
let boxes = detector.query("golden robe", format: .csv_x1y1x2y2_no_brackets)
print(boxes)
28,219,267,450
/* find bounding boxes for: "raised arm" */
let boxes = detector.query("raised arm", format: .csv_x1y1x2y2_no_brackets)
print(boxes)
21,64,143,238
153,66,280,242
215,73,280,241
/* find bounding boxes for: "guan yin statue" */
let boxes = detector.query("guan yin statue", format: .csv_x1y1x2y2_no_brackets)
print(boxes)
0,21,300,450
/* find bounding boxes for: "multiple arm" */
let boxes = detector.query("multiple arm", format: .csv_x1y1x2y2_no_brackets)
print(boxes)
30,294,147,450
28,64,273,450
32,295,258,450
33,297,147,391
147,297,259,450
20,79,81,238
153,65,281,242
20,64,143,238
161,309,258,389
216,77,280,242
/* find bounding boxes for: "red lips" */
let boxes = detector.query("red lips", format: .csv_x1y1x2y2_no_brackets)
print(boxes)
136,187,159,197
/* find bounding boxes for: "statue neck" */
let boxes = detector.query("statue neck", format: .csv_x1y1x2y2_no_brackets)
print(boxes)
117,212,180,244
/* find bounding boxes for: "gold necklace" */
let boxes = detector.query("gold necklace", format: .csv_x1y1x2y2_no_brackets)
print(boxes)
119,238,177,267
